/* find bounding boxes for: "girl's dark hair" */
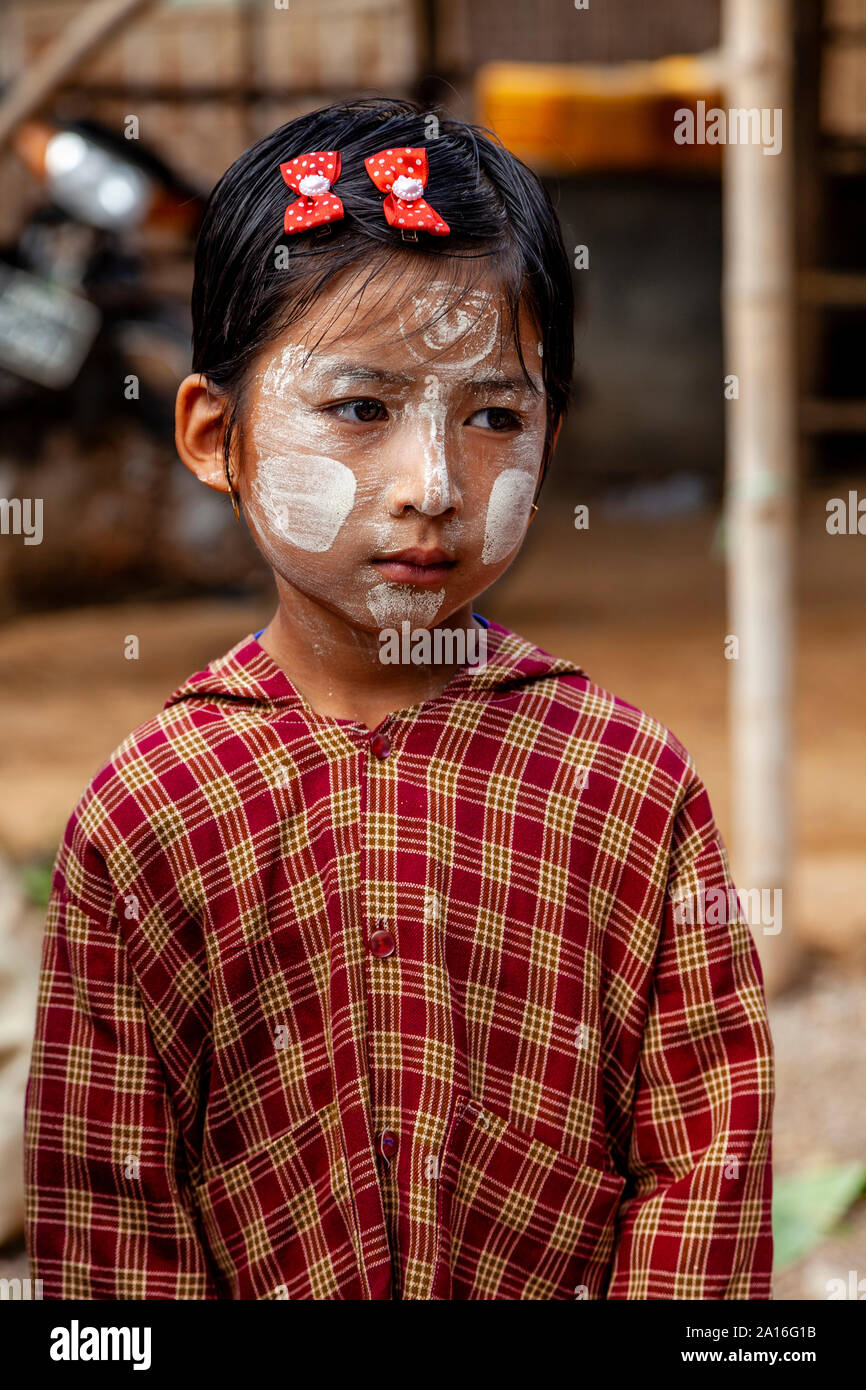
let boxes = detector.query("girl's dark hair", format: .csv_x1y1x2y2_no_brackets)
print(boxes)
191,96,574,492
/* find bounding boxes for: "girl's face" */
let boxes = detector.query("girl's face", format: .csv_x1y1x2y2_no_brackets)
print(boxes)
235,260,548,633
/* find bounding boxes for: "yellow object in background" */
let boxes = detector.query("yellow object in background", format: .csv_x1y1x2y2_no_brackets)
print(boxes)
476,58,724,174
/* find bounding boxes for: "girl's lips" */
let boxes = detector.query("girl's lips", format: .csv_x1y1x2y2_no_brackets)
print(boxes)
371,558,456,585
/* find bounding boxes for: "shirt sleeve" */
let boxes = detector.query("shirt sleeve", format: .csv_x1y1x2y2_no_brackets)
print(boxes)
604,773,775,1299
24,817,221,1299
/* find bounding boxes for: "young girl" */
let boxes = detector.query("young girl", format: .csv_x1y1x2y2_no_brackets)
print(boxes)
24,97,774,1301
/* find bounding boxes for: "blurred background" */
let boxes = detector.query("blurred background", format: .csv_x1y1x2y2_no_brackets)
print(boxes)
0,0,864,1299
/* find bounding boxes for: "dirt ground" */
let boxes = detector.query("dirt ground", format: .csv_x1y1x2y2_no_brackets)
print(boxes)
0,481,864,1298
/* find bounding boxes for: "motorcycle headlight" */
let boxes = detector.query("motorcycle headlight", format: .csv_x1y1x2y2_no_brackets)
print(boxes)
44,131,153,230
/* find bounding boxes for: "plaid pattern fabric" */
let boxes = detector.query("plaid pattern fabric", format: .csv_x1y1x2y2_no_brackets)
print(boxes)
24,620,774,1300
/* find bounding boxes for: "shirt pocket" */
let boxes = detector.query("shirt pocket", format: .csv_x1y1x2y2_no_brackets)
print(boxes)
432,1095,626,1300
192,1100,363,1299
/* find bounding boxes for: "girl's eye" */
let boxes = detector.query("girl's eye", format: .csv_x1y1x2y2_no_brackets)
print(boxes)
331,398,387,424
467,407,522,432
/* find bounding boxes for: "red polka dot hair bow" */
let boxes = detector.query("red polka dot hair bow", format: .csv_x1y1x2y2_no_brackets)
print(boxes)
280,150,344,234
363,147,450,236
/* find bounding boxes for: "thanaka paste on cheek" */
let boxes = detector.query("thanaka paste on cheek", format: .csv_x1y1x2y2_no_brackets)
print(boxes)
252,453,356,552
482,468,537,564
248,343,359,553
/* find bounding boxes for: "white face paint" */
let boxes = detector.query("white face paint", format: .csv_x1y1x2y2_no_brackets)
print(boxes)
399,283,499,368
482,468,537,564
251,452,355,553
250,344,360,555
262,342,309,398
416,375,450,515
366,582,445,627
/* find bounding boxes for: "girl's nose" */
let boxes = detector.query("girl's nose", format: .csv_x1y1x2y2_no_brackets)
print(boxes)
383,392,462,517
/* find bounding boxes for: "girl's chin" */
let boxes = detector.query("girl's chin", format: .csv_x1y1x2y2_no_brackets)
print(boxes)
267,558,486,629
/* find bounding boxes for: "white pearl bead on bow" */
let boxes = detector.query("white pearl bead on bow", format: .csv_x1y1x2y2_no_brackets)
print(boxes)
392,175,424,201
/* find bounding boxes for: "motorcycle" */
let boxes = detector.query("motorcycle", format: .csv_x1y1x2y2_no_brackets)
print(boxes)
0,115,203,449
0,115,258,606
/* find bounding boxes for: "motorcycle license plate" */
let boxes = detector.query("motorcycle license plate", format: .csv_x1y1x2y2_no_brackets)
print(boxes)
0,264,101,388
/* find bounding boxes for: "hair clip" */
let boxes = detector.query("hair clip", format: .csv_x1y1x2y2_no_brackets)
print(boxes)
280,150,344,234
363,147,450,236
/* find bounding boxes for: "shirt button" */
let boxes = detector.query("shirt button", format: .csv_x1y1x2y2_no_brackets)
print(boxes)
377,1130,398,1160
369,926,396,958
370,732,391,759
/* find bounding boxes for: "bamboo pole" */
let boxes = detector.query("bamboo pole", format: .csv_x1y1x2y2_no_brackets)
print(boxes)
721,0,801,995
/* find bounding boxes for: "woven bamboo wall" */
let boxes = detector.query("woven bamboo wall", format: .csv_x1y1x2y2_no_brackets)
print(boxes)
0,0,865,233
437,0,720,69
0,0,420,191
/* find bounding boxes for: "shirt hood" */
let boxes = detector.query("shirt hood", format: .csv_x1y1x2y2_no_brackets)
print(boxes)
163,619,587,719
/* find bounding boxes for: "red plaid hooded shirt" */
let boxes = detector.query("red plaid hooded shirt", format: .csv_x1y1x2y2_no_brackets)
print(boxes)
24,619,774,1300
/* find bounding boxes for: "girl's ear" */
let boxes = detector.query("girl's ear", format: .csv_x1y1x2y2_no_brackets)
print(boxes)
175,373,233,492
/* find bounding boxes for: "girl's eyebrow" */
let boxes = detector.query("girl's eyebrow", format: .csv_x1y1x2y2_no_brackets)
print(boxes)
317,361,414,388
466,373,541,396
309,361,542,396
